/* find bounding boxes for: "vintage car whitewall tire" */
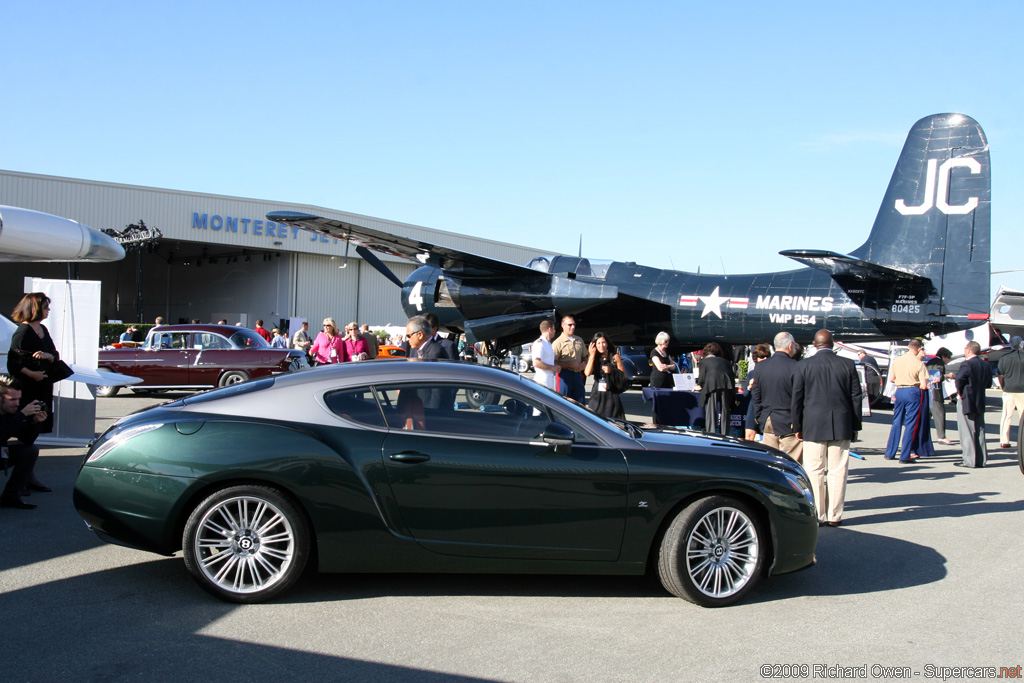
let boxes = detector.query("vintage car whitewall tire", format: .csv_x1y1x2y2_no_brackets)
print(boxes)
218,370,250,387
94,369,120,398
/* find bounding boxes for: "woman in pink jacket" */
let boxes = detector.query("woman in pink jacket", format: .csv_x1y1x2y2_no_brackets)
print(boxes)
343,322,370,361
309,318,348,365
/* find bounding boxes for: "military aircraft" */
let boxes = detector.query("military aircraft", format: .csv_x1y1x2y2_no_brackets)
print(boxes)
269,113,991,350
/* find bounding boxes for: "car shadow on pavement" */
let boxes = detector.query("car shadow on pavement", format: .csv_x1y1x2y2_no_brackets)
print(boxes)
2,560,506,682
843,491,1024,524
749,526,947,603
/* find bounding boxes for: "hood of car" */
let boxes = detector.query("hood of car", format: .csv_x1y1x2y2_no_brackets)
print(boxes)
638,427,800,470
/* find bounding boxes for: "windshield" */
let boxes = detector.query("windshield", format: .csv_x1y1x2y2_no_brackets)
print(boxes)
513,375,643,437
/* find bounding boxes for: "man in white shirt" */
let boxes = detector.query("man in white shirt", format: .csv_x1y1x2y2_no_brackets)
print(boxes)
531,320,558,390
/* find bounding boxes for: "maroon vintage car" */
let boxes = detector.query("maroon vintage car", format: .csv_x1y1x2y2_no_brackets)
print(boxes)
97,324,309,396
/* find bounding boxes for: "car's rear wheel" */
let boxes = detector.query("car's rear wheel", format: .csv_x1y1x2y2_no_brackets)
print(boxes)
183,485,310,603
95,368,119,397
219,370,250,387
657,496,764,607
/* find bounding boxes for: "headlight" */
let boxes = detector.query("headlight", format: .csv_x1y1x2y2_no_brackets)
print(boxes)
783,471,816,508
86,423,164,463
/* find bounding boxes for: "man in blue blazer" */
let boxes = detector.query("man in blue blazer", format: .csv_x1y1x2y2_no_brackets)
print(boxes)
792,330,863,527
954,341,993,468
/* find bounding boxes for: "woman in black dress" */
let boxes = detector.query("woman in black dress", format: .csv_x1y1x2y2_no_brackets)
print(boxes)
696,341,735,435
743,344,772,440
7,292,58,491
649,332,677,390
584,333,626,419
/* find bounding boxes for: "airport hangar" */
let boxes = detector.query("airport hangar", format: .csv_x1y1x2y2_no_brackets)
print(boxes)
0,169,551,333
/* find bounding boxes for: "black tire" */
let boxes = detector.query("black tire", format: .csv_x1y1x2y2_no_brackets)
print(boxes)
657,496,764,607
95,369,119,397
182,485,310,603
1018,413,1024,476
219,370,250,387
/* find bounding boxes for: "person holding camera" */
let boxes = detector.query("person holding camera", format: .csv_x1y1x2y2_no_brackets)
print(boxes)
1,375,48,509
584,333,627,419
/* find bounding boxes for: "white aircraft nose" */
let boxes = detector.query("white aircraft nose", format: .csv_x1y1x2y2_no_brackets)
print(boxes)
0,205,125,262
84,225,126,261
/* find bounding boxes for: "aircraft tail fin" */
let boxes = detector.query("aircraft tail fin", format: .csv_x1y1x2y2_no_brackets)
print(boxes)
849,113,991,318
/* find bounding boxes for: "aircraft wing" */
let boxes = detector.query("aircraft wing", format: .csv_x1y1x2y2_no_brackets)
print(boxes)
268,211,544,279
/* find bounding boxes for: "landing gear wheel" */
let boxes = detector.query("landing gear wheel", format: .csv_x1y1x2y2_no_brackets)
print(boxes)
182,485,310,603
465,388,498,408
657,496,764,607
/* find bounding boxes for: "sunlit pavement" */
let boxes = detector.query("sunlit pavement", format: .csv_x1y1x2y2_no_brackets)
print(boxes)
2,384,1021,682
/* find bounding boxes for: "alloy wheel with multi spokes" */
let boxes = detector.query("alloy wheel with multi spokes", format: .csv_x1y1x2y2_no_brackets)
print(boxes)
658,496,764,606
183,485,309,603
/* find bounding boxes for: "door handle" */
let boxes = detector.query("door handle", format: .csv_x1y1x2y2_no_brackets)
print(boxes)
389,452,430,463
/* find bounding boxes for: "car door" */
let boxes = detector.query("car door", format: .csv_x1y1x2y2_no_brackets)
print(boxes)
190,332,233,386
378,382,629,561
138,331,195,386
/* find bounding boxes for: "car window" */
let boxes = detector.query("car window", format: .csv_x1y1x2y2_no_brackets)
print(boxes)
150,332,189,350
377,383,554,440
324,387,386,428
194,333,231,350
230,329,269,348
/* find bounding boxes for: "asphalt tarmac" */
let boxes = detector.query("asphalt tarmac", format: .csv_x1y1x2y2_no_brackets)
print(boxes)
2,385,1022,682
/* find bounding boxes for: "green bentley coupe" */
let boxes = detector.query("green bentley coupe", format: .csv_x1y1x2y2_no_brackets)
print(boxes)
73,360,817,606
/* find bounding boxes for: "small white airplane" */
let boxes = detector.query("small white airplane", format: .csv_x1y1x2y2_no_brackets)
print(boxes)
0,205,125,262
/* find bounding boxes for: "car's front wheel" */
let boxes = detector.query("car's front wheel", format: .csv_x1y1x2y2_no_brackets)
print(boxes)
657,496,764,607
182,485,310,603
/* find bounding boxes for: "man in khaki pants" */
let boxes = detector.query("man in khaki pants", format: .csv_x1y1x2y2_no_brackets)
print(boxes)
752,331,803,463
792,330,863,527
997,336,1024,449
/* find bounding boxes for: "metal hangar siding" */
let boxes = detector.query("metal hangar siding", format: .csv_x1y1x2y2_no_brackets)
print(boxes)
0,169,547,329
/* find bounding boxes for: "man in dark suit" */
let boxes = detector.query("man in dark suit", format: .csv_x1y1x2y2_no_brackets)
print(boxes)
406,315,447,409
423,313,456,360
407,315,442,360
752,331,803,462
792,330,863,527
954,340,992,468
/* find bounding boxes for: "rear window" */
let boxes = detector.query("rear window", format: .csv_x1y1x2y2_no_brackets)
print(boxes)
323,387,386,428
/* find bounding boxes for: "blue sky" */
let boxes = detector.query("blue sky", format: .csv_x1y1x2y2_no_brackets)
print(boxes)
4,1,1022,293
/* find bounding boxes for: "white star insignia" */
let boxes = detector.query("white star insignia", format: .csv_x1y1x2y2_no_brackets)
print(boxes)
700,286,728,319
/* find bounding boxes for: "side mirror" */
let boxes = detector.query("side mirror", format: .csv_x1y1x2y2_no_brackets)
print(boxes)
541,422,575,454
